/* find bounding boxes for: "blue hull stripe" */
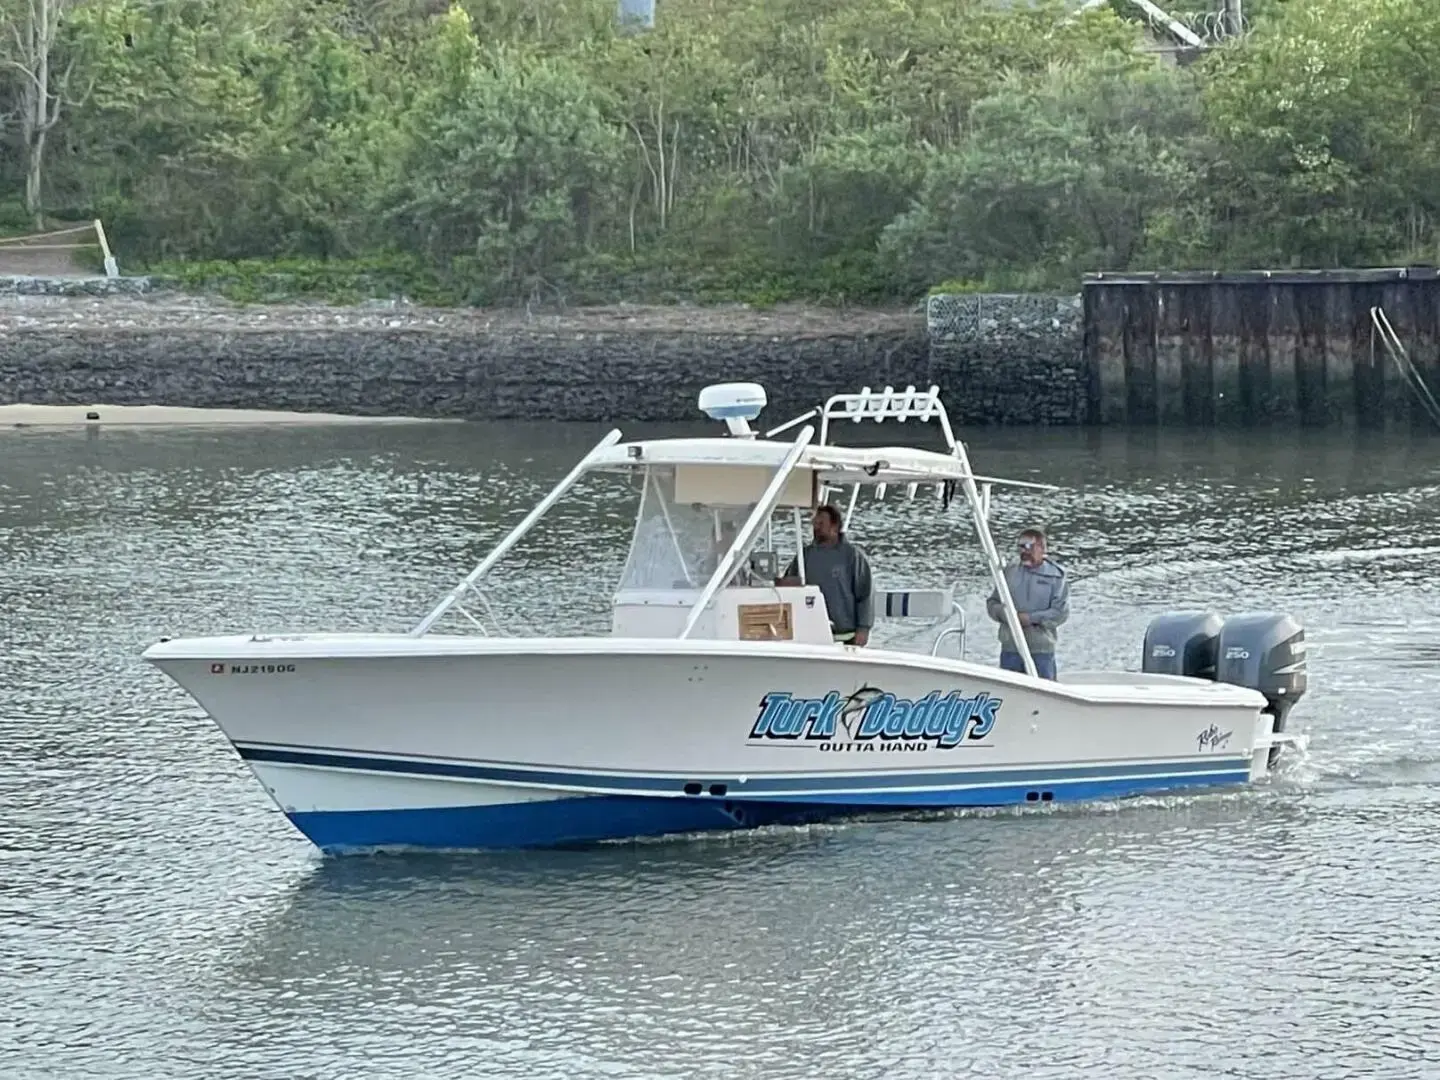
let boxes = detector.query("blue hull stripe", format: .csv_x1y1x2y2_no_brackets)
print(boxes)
235,743,1251,798
286,770,1254,853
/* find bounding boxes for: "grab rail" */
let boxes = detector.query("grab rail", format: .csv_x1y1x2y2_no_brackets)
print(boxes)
930,605,967,660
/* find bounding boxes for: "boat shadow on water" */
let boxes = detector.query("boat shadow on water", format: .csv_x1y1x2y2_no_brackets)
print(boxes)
224,787,1318,998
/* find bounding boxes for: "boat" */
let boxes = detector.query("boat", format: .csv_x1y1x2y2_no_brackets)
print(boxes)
141,382,1310,854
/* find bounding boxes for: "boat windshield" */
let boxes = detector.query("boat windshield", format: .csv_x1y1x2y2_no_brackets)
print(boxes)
618,466,767,591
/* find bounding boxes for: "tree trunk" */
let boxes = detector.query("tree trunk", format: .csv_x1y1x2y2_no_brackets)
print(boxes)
11,0,68,228
25,127,48,228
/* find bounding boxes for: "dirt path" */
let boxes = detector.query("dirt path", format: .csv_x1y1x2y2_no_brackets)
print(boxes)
0,222,105,278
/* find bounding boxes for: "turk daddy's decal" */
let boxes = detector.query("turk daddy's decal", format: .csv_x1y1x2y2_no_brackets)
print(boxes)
747,686,1001,752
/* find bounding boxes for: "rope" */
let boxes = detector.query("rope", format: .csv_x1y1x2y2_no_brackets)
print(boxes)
0,242,94,250
0,225,95,245
1370,306,1440,429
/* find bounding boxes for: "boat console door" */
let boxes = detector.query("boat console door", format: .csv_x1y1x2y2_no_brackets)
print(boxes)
611,584,833,642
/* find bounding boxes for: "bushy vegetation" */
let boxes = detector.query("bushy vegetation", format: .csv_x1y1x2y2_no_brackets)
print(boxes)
1,0,1437,306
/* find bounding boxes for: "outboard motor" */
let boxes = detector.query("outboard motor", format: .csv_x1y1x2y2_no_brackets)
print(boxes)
1142,612,1224,680
1215,612,1308,767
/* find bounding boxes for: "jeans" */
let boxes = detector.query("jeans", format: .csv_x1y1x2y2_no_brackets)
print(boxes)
1000,650,1057,680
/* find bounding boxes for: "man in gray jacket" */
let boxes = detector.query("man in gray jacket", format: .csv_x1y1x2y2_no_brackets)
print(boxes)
779,504,874,646
985,527,1069,679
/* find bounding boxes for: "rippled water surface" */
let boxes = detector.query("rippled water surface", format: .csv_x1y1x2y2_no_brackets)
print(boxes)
4,420,1440,1079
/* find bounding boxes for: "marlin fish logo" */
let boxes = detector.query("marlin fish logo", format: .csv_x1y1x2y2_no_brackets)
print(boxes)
838,686,884,738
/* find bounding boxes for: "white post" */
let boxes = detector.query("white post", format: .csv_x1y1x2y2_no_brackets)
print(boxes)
93,219,118,278
409,428,623,636
680,426,814,639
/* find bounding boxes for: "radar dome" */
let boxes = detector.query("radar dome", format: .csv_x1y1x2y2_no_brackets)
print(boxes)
697,382,767,421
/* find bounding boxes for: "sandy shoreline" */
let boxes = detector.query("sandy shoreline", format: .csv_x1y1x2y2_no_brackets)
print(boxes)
0,403,450,428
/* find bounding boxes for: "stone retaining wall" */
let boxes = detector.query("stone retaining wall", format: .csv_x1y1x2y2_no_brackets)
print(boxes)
0,274,157,297
11,273,1419,427
926,293,1085,425
0,279,1087,424
7,328,940,423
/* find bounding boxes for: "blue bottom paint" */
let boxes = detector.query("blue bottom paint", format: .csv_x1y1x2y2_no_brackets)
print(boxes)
999,650,1057,680
287,770,1252,854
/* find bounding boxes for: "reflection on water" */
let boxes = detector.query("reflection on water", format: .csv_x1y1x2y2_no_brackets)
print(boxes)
3,421,1440,1078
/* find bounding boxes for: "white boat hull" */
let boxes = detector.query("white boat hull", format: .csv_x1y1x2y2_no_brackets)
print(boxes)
143,633,1277,852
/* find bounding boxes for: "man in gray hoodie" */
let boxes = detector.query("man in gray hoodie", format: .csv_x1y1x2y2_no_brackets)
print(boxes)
985,527,1069,679
779,504,874,645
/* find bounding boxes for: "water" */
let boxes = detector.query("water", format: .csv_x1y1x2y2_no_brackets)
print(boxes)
4,421,1440,1079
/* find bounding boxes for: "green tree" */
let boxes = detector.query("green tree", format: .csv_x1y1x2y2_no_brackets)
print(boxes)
61,0,385,256
882,54,1210,290
385,39,627,298
1202,0,1440,266
7,0,1433,305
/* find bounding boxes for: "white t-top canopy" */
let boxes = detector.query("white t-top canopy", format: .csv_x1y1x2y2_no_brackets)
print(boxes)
588,437,1057,491
410,381,1053,679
